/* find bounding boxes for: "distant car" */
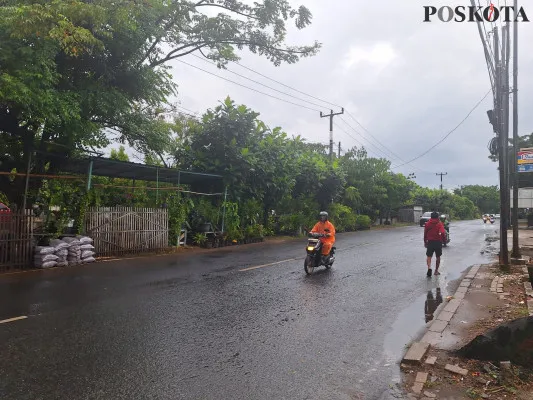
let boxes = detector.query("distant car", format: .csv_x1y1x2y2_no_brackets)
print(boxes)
420,211,434,227
494,214,500,218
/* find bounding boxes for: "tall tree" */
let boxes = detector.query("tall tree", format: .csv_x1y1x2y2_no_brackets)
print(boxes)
0,0,320,205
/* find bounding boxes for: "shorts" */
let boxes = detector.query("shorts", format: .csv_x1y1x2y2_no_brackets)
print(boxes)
426,240,442,257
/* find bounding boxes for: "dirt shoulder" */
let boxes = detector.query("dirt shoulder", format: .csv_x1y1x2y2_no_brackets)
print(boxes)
400,263,533,399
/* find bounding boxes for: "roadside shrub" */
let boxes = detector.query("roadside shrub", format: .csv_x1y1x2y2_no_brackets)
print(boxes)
329,203,357,232
355,215,372,230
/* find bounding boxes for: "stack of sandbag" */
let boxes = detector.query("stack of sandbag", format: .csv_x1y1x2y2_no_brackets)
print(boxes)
49,238,70,267
77,235,96,263
34,246,58,269
60,237,82,266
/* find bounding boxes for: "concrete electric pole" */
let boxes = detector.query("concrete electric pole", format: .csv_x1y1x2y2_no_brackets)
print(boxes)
436,172,447,191
511,0,520,258
320,108,344,161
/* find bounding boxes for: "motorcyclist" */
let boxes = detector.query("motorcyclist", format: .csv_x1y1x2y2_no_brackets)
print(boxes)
310,211,336,264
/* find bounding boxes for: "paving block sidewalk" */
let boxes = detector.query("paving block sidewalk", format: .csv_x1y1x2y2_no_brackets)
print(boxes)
400,263,533,399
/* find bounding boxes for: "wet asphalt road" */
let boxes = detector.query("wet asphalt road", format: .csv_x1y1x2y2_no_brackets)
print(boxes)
0,220,498,400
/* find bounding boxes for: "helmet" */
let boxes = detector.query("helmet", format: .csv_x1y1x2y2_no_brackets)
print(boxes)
440,214,446,221
319,211,328,221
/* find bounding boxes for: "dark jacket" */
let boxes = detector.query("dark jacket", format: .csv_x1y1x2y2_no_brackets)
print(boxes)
424,218,446,244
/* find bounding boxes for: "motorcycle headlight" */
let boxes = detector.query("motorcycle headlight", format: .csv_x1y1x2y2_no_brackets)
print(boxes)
307,246,315,251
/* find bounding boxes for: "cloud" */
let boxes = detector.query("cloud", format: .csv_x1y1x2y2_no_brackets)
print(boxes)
340,42,397,72
110,0,533,190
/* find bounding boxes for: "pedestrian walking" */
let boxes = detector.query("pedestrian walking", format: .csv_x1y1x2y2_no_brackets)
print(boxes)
424,211,447,277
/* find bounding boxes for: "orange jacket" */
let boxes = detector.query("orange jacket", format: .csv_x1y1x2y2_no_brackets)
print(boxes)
311,220,336,243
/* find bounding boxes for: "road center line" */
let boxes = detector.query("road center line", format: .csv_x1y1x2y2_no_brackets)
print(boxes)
239,242,376,272
239,258,298,272
0,316,28,324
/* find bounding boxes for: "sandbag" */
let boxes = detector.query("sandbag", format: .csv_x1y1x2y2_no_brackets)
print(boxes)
35,246,55,255
62,237,81,246
80,244,95,250
82,257,96,263
81,250,95,259
49,239,69,250
34,254,59,262
36,261,57,269
55,248,68,256
76,235,93,244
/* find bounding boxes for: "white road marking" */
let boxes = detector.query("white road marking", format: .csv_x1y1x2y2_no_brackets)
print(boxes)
239,258,298,272
0,316,28,324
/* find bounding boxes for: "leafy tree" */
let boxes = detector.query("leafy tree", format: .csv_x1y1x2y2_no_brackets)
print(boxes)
454,185,499,215
0,0,320,206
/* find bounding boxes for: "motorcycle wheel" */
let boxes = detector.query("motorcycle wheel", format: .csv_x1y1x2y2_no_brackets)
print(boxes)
304,255,315,275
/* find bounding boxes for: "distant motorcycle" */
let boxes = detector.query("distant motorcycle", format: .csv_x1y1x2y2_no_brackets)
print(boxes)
442,229,450,247
490,216,495,224
304,232,336,275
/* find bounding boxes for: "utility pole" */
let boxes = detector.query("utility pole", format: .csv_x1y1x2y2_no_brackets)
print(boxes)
320,108,344,161
475,11,511,266
436,172,447,191
511,0,520,258
338,141,341,158
503,24,511,233
494,27,509,267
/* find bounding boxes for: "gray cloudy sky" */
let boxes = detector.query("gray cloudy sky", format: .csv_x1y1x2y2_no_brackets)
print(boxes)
118,0,533,191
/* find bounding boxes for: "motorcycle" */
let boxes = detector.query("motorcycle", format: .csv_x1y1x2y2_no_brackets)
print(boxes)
490,216,495,224
304,231,336,275
442,229,450,247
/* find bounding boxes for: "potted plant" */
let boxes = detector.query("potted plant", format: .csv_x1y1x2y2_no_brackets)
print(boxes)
193,232,207,247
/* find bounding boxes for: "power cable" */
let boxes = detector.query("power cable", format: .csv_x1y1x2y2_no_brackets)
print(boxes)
340,113,432,174
175,59,323,113
336,116,401,162
391,89,492,169
333,122,385,160
190,54,329,110
231,60,343,109
205,55,427,170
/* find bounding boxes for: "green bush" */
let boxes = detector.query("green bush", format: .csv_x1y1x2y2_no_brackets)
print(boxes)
355,215,372,230
328,203,357,232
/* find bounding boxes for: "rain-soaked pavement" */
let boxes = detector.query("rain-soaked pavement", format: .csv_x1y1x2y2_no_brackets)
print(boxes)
0,220,499,400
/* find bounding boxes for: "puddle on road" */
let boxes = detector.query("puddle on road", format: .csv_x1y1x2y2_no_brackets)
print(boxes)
383,277,451,360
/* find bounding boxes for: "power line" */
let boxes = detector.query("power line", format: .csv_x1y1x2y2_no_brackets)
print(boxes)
231,60,343,109
181,57,410,165
336,117,400,162
226,56,419,168
390,89,492,169
333,122,385,159
188,54,437,172
176,104,199,115
179,55,489,174
338,115,434,174
190,54,328,110
175,59,323,113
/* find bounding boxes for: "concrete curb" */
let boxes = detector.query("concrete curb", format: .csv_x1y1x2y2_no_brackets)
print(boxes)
401,264,483,364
